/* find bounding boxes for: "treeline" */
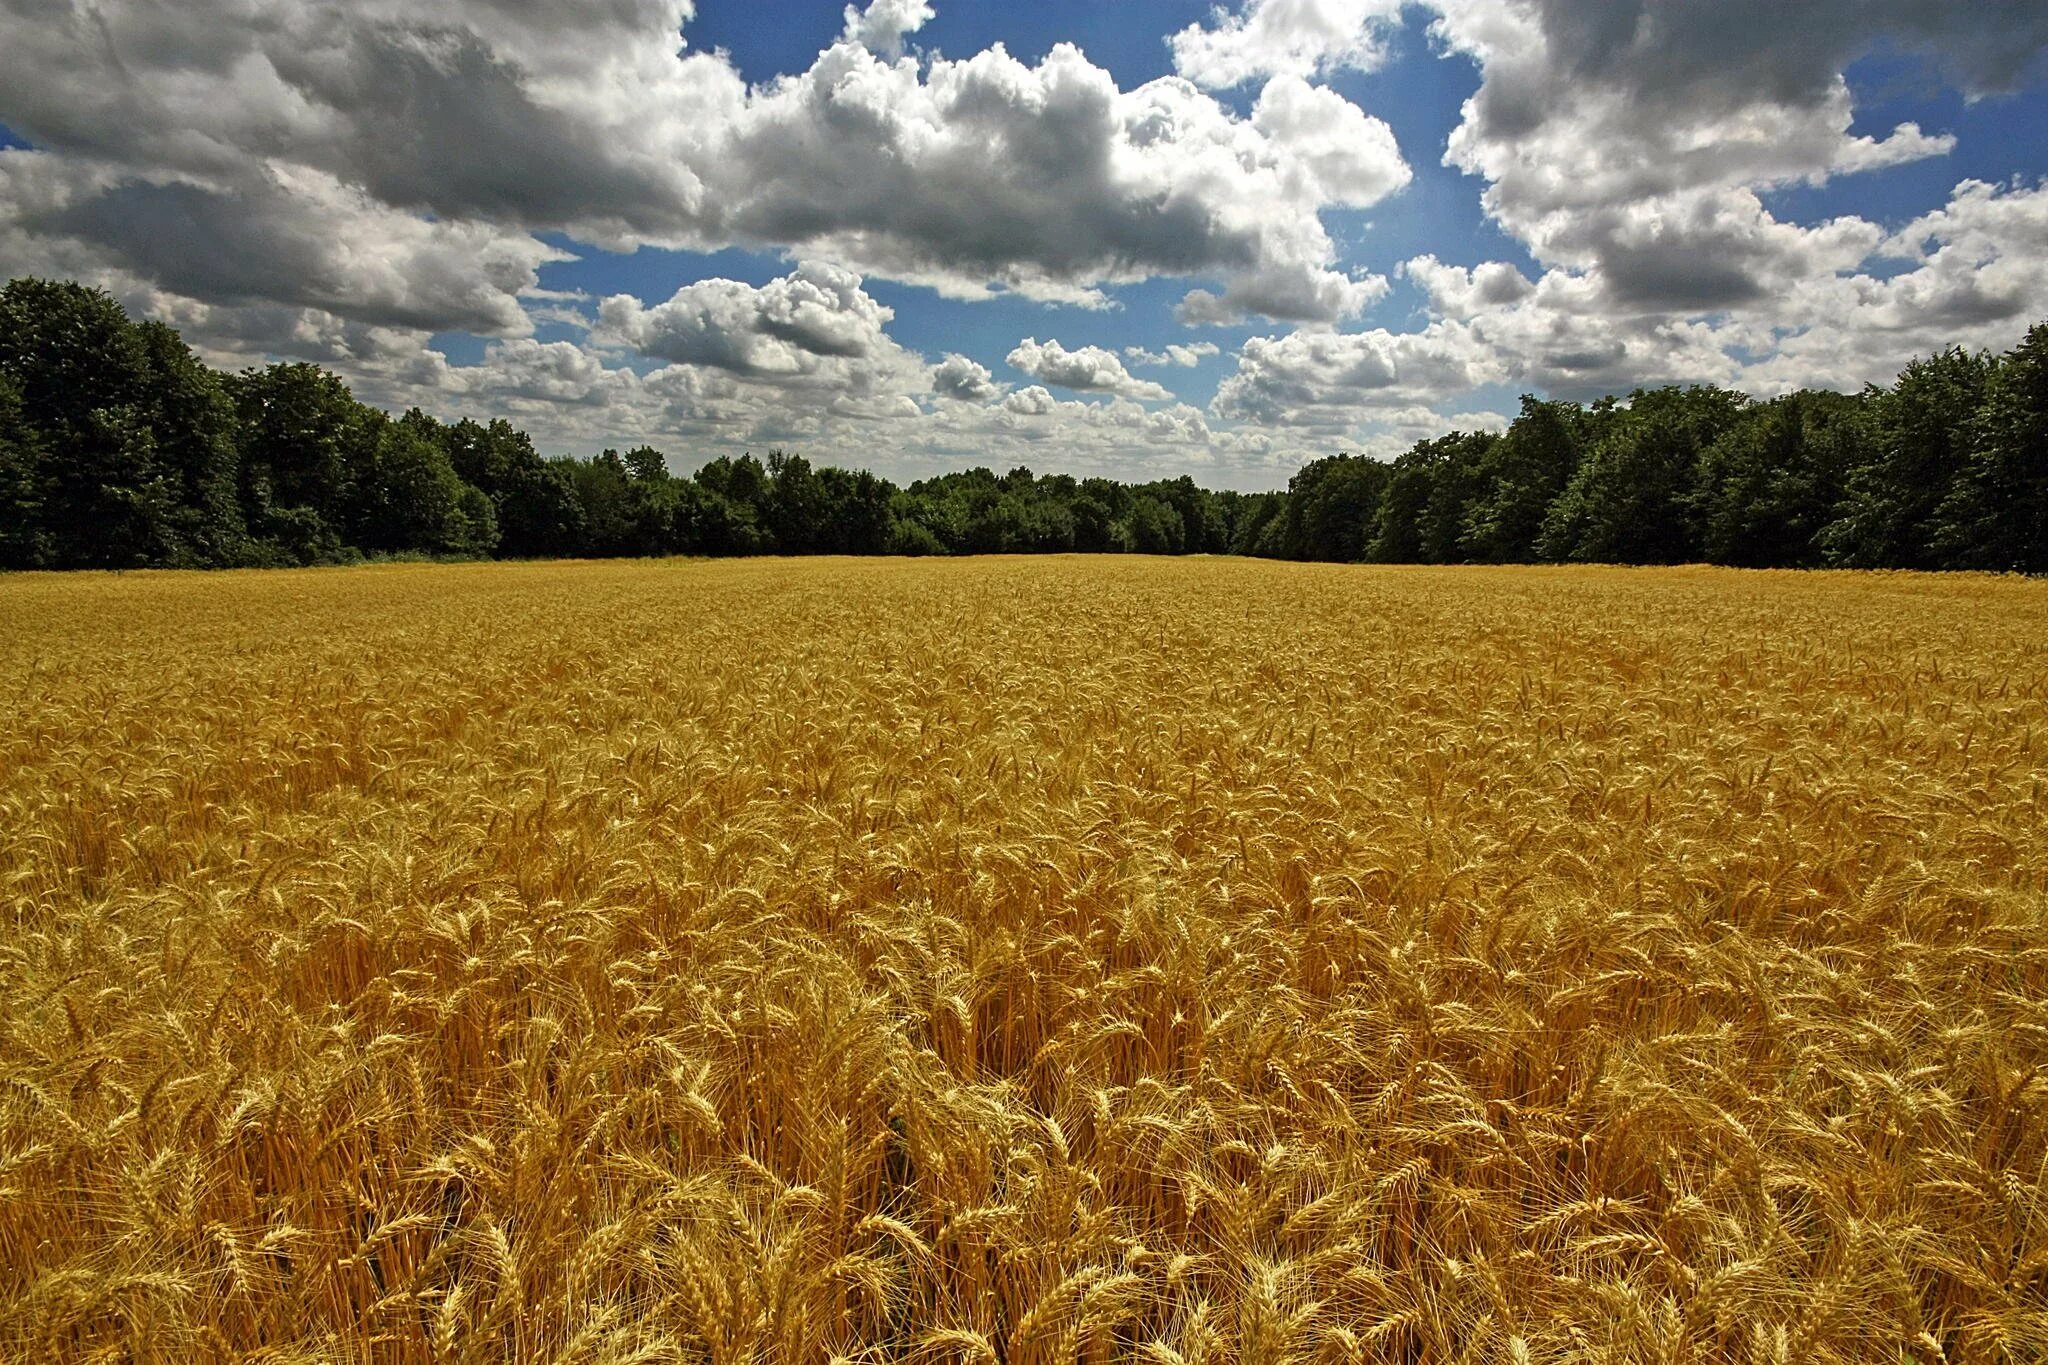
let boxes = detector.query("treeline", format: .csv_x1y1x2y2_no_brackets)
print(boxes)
2,277,2043,572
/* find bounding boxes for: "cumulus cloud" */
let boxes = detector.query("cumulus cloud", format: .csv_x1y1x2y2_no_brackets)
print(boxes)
1167,0,2043,429
1213,325,1495,429
0,0,1412,327
1170,0,1405,88
976,385,1237,466
1739,177,2048,391
1403,256,1534,315
461,338,634,407
0,0,1374,475
1008,338,1175,400
1422,0,2011,302
1435,0,2048,147
1209,176,2048,441
1252,77,1412,208
594,263,924,401
1002,385,1062,417
1170,0,2034,339
0,0,719,239
1126,342,1221,368
3,0,2045,490
842,0,935,58
707,47,1411,316
1871,179,2048,329
112,271,1281,489
1177,268,1392,328
1393,0,2048,408
0,154,565,337
932,353,1003,402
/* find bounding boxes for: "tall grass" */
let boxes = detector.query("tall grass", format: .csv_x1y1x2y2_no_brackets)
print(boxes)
2,558,2045,1362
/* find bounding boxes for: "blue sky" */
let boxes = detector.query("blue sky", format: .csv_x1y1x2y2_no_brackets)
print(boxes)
2,0,2045,487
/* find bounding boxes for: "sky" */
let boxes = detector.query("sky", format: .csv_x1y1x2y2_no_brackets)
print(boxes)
1,0,2045,490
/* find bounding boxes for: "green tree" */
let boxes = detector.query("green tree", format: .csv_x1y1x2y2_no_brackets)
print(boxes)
347,415,498,557
1214,489,1283,557
438,417,587,559
1538,387,1746,564
1362,433,1495,564
230,363,379,563
1417,431,1496,563
560,451,631,556
694,454,774,551
1275,454,1390,561
134,322,246,565
0,278,189,566
1462,398,1585,563
893,480,969,555
1822,349,1992,569
1932,325,2048,573
766,450,830,553
1072,479,1132,554
1126,494,1185,554
1367,441,1439,563
0,372,50,568
10,271,2048,576
1141,477,1227,554
561,449,680,557
1693,390,1866,568
623,446,667,483
884,513,949,556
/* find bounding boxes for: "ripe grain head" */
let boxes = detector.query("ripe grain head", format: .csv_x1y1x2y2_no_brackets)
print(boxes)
1,558,2045,1361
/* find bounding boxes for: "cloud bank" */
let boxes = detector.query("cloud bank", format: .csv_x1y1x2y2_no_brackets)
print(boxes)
0,0,2043,485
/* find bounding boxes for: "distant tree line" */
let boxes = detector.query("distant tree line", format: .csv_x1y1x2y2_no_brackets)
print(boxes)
2,276,2043,572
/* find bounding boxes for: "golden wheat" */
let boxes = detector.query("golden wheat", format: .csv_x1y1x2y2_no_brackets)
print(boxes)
1,557,2045,1363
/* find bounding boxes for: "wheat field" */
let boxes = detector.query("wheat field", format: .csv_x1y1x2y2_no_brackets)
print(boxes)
2,557,2046,1363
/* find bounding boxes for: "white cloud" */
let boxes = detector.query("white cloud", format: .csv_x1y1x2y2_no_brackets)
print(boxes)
1002,385,1061,417
841,0,935,58
0,154,566,337
1170,0,1405,88
1422,0,1991,311
1250,77,1412,208
1138,1,2001,438
459,338,635,407
1213,324,1496,430
3,0,2045,492
1008,338,1174,400
932,353,1004,402
0,0,1412,327
1177,267,1391,328
707,45,1411,318
595,263,924,402
1212,0,2048,420
1210,176,2048,441
1403,255,1534,315
1126,342,1221,368
1741,178,2048,392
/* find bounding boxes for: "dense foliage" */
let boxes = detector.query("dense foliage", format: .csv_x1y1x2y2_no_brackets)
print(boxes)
3,278,2044,571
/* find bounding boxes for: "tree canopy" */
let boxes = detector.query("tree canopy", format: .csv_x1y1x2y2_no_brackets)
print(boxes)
1,278,2042,574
